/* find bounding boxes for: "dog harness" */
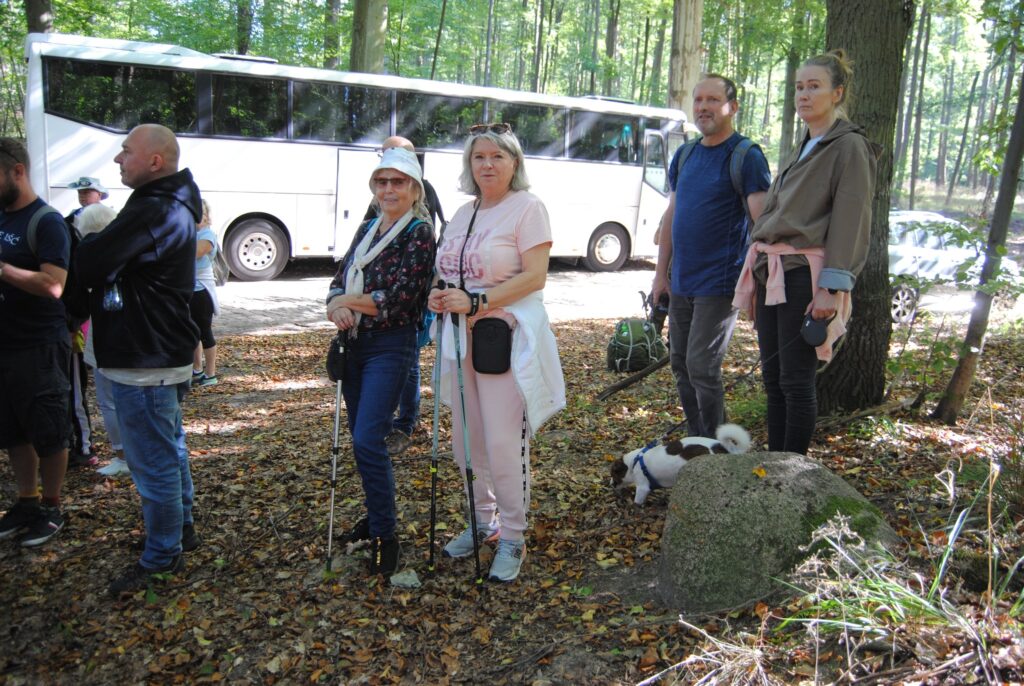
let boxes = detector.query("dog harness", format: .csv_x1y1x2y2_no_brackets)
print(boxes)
630,439,664,490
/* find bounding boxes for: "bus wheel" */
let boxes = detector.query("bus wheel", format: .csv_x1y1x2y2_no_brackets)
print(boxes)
584,224,629,272
225,219,289,281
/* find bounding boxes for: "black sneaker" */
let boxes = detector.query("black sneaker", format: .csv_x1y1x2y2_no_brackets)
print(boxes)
385,430,412,457
341,516,370,545
20,506,65,547
0,501,41,540
109,555,184,597
133,523,202,553
369,537,401,576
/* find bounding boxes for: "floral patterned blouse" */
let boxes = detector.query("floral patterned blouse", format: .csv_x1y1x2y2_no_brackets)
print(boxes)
327,218,436,332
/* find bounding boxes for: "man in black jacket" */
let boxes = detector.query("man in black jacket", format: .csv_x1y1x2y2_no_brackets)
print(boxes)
74,124,203,596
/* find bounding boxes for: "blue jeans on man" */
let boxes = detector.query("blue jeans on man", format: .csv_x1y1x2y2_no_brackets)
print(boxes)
342,326,416,540
392,352,420,437
111,380,194,569
668,294,739,438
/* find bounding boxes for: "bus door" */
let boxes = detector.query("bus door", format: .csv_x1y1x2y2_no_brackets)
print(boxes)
332,148,380,257
636,130,670,253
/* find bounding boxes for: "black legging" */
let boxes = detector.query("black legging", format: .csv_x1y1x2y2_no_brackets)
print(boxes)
189,287,217,349
755,266,819,455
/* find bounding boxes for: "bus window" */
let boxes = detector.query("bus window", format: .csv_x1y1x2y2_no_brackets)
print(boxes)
44,57,197,133
293,82,390,144
644,133,668,193
212,74,287,139
487,103,565,157
568,112,640,164
395,93,483,150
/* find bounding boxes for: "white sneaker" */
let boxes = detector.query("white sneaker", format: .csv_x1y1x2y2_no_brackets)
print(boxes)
489,539,526,582
443,524,499,558
97,457,130,477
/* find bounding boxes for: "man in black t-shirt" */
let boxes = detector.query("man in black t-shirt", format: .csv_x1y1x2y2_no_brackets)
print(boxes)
0,138,72,547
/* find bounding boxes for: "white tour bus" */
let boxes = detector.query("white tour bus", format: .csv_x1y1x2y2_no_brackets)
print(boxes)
25,32,689,280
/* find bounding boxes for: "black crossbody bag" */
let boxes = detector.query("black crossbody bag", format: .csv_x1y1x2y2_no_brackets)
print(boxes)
458,202,513,375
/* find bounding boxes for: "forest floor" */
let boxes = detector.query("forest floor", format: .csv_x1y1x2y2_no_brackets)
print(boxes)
1,308,1023,685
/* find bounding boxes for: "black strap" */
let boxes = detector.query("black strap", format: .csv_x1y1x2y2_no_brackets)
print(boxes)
631,441,664,490
457,200,481,291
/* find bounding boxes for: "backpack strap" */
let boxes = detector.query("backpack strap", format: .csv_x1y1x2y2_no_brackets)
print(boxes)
673,138,701,184
729,137,760,226
26,203,64,257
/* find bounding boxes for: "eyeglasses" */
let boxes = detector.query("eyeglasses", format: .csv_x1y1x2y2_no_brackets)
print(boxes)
469,122,512,135
373,176,410,189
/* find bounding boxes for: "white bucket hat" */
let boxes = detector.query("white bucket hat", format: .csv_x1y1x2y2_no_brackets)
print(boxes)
68,176,109,199
369,148,423,198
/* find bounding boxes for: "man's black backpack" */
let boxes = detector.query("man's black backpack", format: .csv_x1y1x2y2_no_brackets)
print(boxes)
674,136,760,224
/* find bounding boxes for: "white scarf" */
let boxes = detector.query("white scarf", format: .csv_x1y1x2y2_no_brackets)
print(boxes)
344,209,416,334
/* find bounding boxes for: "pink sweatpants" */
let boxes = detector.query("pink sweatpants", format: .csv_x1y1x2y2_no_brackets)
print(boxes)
449,339,531,542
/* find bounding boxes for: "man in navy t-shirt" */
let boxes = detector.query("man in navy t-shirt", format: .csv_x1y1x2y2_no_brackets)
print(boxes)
0,137,72,547
651,74,771,438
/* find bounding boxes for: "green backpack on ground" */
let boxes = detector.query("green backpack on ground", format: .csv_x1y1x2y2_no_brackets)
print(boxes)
606,317,667,372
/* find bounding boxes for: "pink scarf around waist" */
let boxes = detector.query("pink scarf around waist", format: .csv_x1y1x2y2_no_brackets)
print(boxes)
731,241,851,362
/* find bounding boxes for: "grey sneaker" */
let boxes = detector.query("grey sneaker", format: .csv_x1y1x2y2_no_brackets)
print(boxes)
443,524,499,559
385,429,412,457
489,539,526,582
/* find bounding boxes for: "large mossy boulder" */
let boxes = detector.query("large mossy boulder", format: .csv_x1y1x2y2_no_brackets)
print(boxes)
658,451,900,614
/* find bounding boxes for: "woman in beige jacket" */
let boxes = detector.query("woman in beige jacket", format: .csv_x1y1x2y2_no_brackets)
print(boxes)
734,49,879,455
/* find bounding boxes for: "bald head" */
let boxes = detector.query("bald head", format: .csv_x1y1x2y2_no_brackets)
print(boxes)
382,136,415,153
115,124,180,189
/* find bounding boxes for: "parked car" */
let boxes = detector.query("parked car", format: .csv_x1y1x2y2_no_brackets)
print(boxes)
888,210,1022,323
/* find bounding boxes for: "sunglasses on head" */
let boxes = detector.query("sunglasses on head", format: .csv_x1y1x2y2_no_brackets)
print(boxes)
469,122,512,135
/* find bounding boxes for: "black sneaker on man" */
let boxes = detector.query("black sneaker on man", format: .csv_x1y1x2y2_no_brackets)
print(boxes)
385,429,412,457
369,537,401,576
19,505,65,547
109,555,184,597
133,522,202,552
0,500,41,540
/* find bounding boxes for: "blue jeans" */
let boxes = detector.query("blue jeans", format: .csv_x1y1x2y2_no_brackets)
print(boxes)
112,380,194,569
392,348,421,436
341,325,416,539
755,266,819,454
668,294,739,438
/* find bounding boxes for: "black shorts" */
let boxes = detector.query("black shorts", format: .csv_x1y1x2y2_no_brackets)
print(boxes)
189,287,217,349
0,340,71,456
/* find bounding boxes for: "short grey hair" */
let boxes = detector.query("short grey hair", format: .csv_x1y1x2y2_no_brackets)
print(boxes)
458,130,531,197
75,203,117,236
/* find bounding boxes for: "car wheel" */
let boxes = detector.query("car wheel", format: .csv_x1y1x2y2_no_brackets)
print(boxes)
225,219,289,281
583,223,629,272
891,282,918,324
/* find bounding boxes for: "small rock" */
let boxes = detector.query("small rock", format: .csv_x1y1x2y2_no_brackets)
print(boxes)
390,569,421,588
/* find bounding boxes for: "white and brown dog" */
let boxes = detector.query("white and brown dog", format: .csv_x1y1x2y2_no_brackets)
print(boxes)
610,423,751,505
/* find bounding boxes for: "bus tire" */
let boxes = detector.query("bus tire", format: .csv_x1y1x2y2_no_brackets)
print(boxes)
583,223,629,272
225,219,289,281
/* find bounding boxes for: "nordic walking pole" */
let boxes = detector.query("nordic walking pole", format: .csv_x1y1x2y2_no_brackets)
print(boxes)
447,283,484,584
325,371,343,572
427,282,445,574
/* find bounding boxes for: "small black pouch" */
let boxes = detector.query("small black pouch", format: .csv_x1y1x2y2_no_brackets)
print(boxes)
472,317,513,374
326,333,347,383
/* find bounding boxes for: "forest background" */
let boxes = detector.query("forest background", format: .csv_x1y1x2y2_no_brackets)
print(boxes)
0,0,1019,219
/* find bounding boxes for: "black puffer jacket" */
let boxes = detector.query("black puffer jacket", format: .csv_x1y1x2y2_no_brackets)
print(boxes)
75,169,202,369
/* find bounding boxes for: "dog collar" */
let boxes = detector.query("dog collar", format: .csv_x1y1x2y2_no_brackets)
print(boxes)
631,439,663,490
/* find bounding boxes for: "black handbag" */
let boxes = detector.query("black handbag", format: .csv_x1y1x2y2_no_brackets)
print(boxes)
326,333,347,382
472,317,513,374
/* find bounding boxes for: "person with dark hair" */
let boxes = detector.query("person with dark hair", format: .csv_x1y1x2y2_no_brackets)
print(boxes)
733,49,879,455
326,147,436,577
427,123,565,583
0,137,72,547
75,124,203,596
651,74,771,439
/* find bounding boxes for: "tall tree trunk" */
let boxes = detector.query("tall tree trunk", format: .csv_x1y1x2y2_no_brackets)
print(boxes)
590,0,600,94
945,71,980,208
323,0,340,68
604,0,621,96
429,0,448,80
650,15,668,106
668,0,702,114
483,0,496,86
933,71,1024,425
816,0,912,414
779,0,807,165
514,0,528,89
935,25,959,187
969,54,995,189
892,19,915,182
639,16,651,103
350,0,387,74
896,3,926,191
531,0,545,92
982,28,1018,216
908,7,931,210
236,0,254,55
25,0,53,33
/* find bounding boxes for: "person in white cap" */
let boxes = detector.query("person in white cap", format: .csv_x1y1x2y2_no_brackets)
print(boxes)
324,147,437,578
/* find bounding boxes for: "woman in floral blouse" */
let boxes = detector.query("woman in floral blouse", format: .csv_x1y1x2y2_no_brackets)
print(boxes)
325,147,436,576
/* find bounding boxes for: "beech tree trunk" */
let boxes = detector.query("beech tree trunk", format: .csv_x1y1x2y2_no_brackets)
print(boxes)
429,0,448,80
908,7,931,210
945,71,980,208
323,0,340,68
25,0,53,33
779,1,807,165
896,4,925,190
649,15,668,105
982,29,1018,216
816,0,912,414
350,0,387,74
604,0,621,96
933,71,1024,424
668,0,702,115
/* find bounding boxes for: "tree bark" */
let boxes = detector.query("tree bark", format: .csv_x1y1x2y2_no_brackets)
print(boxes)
322,0,340,68
25,0,53,33
933,70,1024,425
531,0,545,92
896,3,925,191
589,0,600,94
350,0,387,74
908,7,931,210
639,16,651,104
604,0,621,96
892,20,914,180
650,15,668,106
483,0,496,86
816,0,913,414
668,0,703,115
945,71,980,208
982,26,1018,216
429,0,448,80
779,0,807,165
